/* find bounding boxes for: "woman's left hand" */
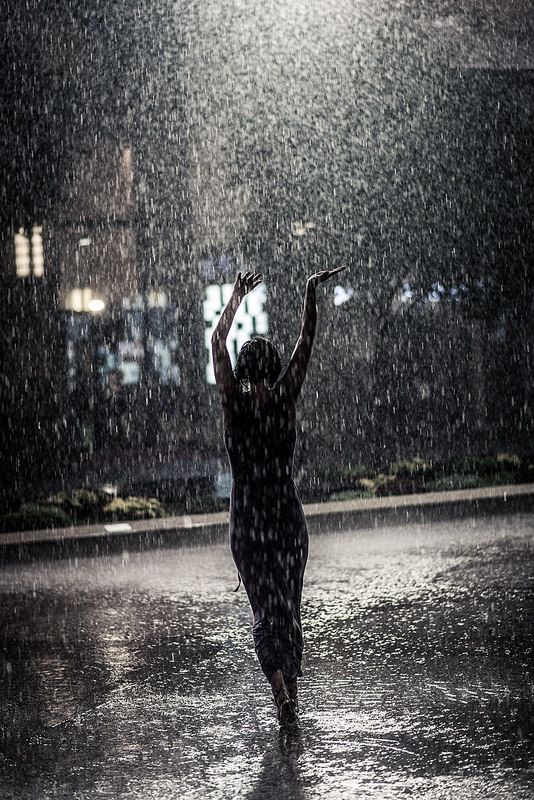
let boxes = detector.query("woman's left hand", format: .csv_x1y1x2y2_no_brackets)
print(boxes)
307,266,346,289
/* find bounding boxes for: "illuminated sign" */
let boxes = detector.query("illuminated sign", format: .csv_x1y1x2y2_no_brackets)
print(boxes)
203,282,268,384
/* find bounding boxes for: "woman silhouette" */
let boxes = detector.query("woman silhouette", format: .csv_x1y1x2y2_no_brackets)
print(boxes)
212,267,345,724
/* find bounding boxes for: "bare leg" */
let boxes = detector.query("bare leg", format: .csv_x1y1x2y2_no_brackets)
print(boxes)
270,669,298,726
286,677,298,710
270,669,290,707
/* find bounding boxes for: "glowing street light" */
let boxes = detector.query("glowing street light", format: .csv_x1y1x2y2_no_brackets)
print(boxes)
87,297,106,313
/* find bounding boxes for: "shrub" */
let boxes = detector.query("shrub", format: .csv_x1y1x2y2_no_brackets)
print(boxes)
299,463,376,502
375,474,426,496
518,459,534,482
488,471,519,486
44,489,101,520
356,472,427,497
0,503,70,533
495,453,521,470
426,474,484,492
358,474,397,496
70,488,101,511
338,464,373,482
329,489,375,501
102,496,166,521
390,458,434,478
447,453,521,478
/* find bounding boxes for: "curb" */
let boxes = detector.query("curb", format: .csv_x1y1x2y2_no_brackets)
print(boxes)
1,483,533,564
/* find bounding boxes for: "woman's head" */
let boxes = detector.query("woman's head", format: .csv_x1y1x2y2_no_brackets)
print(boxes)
235,337,282,387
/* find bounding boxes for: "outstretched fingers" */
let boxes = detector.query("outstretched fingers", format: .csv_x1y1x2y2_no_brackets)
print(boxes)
244,271,263,291
316,266,347,285
307,266,346,288
328,265,347,278
319,266,347,282
234,270,263,294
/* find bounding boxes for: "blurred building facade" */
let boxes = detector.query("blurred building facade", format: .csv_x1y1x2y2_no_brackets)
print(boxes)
1,2,533,507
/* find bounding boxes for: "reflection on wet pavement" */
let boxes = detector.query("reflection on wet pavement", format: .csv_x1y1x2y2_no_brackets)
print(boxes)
1,513,533,798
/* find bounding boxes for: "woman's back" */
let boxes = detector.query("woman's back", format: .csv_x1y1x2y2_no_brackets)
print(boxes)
224,389,296,483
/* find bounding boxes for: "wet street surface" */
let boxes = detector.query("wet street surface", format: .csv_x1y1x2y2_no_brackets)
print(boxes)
1,512,533,799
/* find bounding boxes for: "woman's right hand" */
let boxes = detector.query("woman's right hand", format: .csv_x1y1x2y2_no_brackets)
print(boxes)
307,266,346,289
233,271,263,299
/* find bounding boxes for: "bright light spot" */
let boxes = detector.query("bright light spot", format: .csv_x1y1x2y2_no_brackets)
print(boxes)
419,382,431,400
66,288,83,312
31,226,44,276
15,229,31,277
118,340,143,384
148,290,168,308
204,282,268,384
88,298,106,313
65,287,106,313
291,220,315,237
334,285,354,306
400,283,414,303
78,237,92,247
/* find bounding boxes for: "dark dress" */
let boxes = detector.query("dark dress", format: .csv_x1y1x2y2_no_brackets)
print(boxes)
225,389,309,682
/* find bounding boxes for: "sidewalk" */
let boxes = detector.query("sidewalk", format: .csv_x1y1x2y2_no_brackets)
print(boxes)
1,482,533,563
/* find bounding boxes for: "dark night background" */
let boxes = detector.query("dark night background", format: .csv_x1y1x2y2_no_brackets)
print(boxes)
1,0,533,508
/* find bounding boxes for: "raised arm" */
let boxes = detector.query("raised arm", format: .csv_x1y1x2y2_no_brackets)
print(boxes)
211,271,262,401
281,267,346,400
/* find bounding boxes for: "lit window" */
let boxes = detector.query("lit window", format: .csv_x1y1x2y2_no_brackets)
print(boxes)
31,226,44,276
15,226,44,277
65,287,106,313
15,229,30,277
153,339,181,385
147,290,168,308
203,282,268,384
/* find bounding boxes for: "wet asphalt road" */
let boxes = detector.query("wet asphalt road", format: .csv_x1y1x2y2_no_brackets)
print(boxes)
1,512,533,799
